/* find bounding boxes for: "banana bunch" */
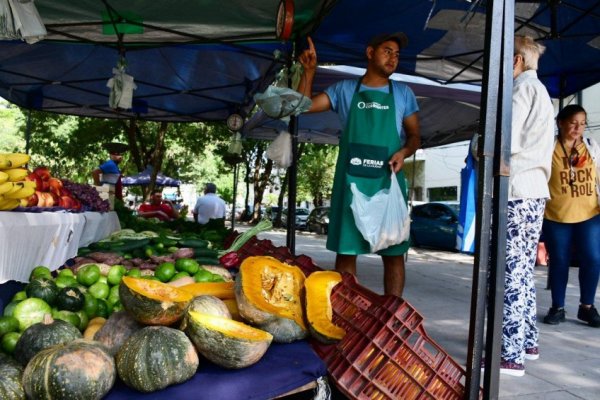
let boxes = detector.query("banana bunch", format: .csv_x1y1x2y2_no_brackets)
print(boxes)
0,153,30,170
0,153,33,210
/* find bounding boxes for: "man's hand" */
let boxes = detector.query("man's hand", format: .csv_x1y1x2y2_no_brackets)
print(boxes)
389,151,406,173
298,37,317,73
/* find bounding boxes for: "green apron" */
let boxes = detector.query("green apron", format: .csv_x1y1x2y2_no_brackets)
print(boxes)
326,79,409,256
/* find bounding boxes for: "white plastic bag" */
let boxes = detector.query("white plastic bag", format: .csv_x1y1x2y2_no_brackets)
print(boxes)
266,130,293,168
350,173,410,253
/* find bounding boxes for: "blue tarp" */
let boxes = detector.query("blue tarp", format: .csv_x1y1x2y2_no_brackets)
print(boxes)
122,166,181,187
457,148,477,254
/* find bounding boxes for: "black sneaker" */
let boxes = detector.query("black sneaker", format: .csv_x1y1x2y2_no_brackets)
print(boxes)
577,305,600,328
543,307,566,325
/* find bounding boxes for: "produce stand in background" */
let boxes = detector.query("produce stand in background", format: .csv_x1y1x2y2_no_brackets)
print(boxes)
0,211,120,283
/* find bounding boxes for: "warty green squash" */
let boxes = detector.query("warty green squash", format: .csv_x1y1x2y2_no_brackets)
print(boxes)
119,276,192,325
116,326,199,392
185,310,273,369
0,353,25,400
14,313,82,366
22,339,115,400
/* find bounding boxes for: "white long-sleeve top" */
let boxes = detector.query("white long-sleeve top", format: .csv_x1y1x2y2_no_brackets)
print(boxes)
509,70,555,200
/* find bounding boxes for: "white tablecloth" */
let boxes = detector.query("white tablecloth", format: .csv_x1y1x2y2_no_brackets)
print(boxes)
0,211,120,283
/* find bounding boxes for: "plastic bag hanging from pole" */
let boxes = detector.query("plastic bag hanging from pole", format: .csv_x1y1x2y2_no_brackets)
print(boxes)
106,58,137,110
253,86,311,122
266,130,292,168
227,132,243,155
350,173,410,253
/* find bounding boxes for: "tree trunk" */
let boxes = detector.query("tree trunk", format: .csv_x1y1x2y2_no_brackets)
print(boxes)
147,121,169,199
251,157,273,223
275,170,288,227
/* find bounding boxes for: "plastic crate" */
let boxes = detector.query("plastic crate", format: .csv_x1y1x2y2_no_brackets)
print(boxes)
312,274,467,400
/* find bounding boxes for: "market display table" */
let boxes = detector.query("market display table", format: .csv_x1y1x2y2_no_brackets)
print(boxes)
0,211,120,283
0,281,328,400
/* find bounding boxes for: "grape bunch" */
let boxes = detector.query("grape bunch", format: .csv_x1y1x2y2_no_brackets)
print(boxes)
61,179,110,212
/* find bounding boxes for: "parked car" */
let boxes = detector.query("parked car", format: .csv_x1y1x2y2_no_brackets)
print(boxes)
410,202,460,251
281,207,310,230
265,206,280,221
307,206,330,235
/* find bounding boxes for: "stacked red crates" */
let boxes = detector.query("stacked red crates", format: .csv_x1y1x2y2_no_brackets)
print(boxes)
312,274,468,400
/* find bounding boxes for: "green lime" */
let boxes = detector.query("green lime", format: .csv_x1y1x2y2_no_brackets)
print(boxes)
52,310,80,328
2,302,19,318
82,293,98,318
75,310,89,331
97,275,108,285
144,246,154,257
127,268,142,278
155,242,165,251
95,299,112,319
170,271,190,281
11,291,27,302
175,258,199,275
193,268,214,283
1,331,21,355
155,262,176,282
0,316,19,337
29,266,52,281
55,274,78,289
77,264,101,287
107,265,127,286
209,274,225,283
112,302,123,313
88,282,110,300
58,268,75,277
109,285,119,299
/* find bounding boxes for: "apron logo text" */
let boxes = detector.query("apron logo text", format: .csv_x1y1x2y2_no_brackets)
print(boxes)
357,101,389,110
349,157,384,168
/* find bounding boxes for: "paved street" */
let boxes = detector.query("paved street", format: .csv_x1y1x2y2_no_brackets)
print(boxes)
253,227,600,399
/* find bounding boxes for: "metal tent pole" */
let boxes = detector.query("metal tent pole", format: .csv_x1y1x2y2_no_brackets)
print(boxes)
286,114,298,255
465,1,514,399
231,163,238,231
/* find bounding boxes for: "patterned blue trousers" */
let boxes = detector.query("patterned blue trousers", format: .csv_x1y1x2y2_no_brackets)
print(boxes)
502,198,546,364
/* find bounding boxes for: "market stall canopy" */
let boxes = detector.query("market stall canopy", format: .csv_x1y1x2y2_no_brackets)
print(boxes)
0,0,334,121
310,1,600,98
243,66,481,148
122,166,181,187
0,1,598,128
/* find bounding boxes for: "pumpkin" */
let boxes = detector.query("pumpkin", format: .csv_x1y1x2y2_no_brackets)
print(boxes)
116,326,199,392
14,313,82,366
304,271,346,343
93,311,144,356
223,298,241,320
0,353,25,400
55,286,85,312
185,310,272,369
180,295,231,331
235,256,307,343
83,317,106,340
119,276,192,325
179,281,235,299
22,339,115,400
25,277,58,306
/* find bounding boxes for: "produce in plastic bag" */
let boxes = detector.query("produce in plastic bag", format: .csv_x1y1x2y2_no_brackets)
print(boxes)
253,86,311,121
349,173,410,252
266,131,293,168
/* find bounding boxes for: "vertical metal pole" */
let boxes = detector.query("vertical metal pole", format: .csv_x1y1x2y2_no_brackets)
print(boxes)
465,1,513,399
25,109,32,155
286,114,298,254
231,163,238,231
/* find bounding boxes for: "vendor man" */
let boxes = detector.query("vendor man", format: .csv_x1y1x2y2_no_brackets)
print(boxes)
138,190,180,221
298,34,420,297
92,142,127,200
